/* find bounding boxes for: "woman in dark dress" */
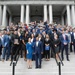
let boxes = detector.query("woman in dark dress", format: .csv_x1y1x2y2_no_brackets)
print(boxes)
22,31,30,61
44,34,51,61
53,34,60,61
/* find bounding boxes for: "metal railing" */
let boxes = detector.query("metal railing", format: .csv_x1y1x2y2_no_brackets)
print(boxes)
10,46,20,75
52,48,64,75
10,44,64,75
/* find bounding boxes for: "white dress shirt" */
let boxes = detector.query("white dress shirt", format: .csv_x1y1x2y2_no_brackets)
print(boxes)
39,38,41,41
63,34,66,40
36,41,39,47
31,38,33,42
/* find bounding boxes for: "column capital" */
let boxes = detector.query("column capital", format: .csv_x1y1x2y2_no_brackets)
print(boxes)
50,4,52,5
44,4,47,6
71,5,75,7
26,4,29,6
3,5,7,7
21,4,25,7
66,4,71,5
66,4,70,7
44,4,47,7
49,5,52,7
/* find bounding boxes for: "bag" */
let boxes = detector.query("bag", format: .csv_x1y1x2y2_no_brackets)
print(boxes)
45,46,50,50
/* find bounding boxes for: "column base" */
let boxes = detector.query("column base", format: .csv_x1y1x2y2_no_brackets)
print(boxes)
0,25,6,30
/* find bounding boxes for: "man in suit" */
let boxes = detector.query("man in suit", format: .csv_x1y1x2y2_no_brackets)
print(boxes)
71,28,75,53
69,28,73,52
32,29,37,38
34,36,43,68
0,32,2,61
2,30,10,61
60,29,70,61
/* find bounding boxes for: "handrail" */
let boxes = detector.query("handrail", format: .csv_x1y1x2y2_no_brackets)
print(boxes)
59,62,61,75
58,54,64,66
51,46,64,75
50,38,64,66
10,46,20,75
10,46,20,66
52,47,64,65
52,49,59,66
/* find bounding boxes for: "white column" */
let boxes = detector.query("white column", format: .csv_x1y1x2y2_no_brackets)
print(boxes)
61,15,64,26
24,15,26,23
9,16,12,25
5,16,8,26
66,5,71,26
20,5,24,23
49,5,53,24
71,5,75,27
2,5,7,26
0,5,2,25
26,5,29,25
44,5,47,22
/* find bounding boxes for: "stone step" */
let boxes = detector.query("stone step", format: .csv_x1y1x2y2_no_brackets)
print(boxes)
0,65,75,73
0,72,75,75
0,53,75,75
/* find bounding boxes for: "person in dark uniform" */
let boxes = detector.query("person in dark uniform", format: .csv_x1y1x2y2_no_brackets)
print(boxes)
33,36,43,68
11,30,20,61
71,28,75,54
69,28,73,52
53,34,60,61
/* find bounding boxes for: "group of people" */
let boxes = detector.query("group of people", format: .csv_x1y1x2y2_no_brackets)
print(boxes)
0,21,75,69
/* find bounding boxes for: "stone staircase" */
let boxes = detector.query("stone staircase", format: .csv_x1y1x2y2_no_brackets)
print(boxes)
0,52,75,75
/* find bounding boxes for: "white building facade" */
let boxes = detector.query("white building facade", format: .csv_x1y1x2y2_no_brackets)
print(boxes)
0,0,75,27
